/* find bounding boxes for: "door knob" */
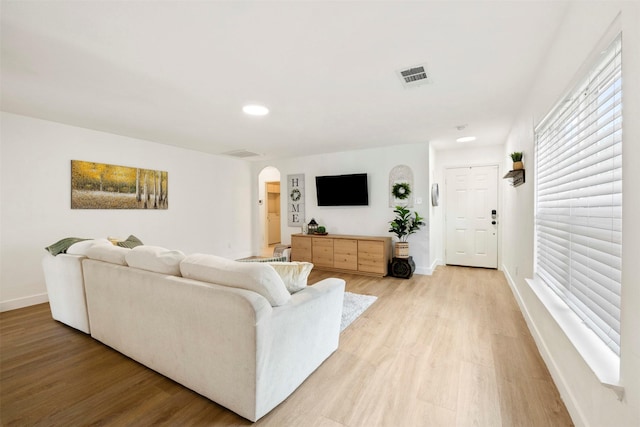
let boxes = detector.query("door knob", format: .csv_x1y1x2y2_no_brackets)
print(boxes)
492,221,497,225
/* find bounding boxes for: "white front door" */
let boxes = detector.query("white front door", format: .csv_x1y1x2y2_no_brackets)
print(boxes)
445,165,498,268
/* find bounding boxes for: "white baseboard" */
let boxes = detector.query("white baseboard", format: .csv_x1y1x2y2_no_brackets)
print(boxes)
415,266,432,275
415,259,441,276
0,293,49,312
502,265,585,427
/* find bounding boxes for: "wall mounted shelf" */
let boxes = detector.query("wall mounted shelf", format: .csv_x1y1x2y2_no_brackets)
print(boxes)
503,169,525,187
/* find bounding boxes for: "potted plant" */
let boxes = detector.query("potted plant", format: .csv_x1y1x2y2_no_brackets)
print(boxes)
510,152,524,170
388,205,425,258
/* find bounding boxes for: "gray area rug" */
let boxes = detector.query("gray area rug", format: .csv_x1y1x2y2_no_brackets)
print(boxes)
340,291,378,332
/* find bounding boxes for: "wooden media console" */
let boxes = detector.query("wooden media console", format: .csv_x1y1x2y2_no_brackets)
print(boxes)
290,233,392,277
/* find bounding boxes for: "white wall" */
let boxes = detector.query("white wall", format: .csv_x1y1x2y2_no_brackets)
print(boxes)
0,112,253,310
430,144,505,267
501,3,640,426
251,143,431,274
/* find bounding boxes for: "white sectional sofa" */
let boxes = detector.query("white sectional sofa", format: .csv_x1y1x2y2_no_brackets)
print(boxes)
42,244,345,422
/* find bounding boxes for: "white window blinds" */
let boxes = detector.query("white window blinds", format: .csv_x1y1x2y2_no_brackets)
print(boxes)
535,34,622,356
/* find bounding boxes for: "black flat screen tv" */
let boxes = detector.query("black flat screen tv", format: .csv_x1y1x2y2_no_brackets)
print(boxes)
315,173,369,206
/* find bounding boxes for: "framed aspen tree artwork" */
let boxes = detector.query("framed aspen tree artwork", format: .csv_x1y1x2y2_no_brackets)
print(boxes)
71,160,168,209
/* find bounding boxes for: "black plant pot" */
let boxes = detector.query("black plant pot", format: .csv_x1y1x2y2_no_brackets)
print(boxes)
390,257,416,279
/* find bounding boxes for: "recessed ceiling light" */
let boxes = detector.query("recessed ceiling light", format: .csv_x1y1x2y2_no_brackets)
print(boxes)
242,104,269,116
456,136,476,143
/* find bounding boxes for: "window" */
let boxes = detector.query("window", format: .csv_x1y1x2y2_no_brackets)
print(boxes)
535,34,622,356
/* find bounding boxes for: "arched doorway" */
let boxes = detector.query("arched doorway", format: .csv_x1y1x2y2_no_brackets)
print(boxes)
258,166,281,257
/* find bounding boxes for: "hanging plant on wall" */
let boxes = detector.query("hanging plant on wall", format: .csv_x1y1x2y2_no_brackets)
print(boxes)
391,182,411,200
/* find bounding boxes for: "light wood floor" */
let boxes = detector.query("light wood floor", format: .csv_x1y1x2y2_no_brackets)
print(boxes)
0,266,573,426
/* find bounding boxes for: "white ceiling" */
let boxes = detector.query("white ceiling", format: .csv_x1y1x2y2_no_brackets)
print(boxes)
1,1,569,160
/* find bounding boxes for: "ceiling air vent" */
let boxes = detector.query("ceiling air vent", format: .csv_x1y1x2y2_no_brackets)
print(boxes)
222,149,260,158
397,64,430,88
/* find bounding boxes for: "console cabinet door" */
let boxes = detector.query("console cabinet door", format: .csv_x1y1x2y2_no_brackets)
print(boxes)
312,238,334,267
291,235,312,262
358,240,386,274
334,239,358,270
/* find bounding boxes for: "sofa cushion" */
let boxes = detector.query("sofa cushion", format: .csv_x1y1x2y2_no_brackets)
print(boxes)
268,262,314,293
180,254,291,307
86,244,130,265
125,246,185,276
67,238,111,256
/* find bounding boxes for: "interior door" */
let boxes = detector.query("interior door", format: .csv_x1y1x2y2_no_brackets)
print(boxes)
266,182,281,245
445,166,498,268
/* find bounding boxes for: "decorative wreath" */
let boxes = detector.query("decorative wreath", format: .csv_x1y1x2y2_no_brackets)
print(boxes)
392,182,411,200
290,188,301,202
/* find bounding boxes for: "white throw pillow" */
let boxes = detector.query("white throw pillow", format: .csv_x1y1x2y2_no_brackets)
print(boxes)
268,262,313,293
66,238,111,256
125,246,185,276
86,244,130,265
180,254,291,307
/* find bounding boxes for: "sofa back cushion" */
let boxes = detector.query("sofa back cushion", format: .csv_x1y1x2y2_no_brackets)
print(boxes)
180,254,291,307
86,244,130,265
125,246,185,276
67,238,112,256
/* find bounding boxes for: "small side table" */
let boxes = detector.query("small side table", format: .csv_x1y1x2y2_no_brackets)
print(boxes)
390,256,416,279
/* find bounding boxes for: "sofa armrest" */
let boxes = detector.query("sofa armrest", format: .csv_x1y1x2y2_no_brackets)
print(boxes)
254,277,345,418
295,277,346,298
42,253,90,333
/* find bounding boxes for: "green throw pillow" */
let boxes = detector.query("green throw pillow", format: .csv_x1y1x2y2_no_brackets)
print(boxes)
45,237,90,256
116,235,144,249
